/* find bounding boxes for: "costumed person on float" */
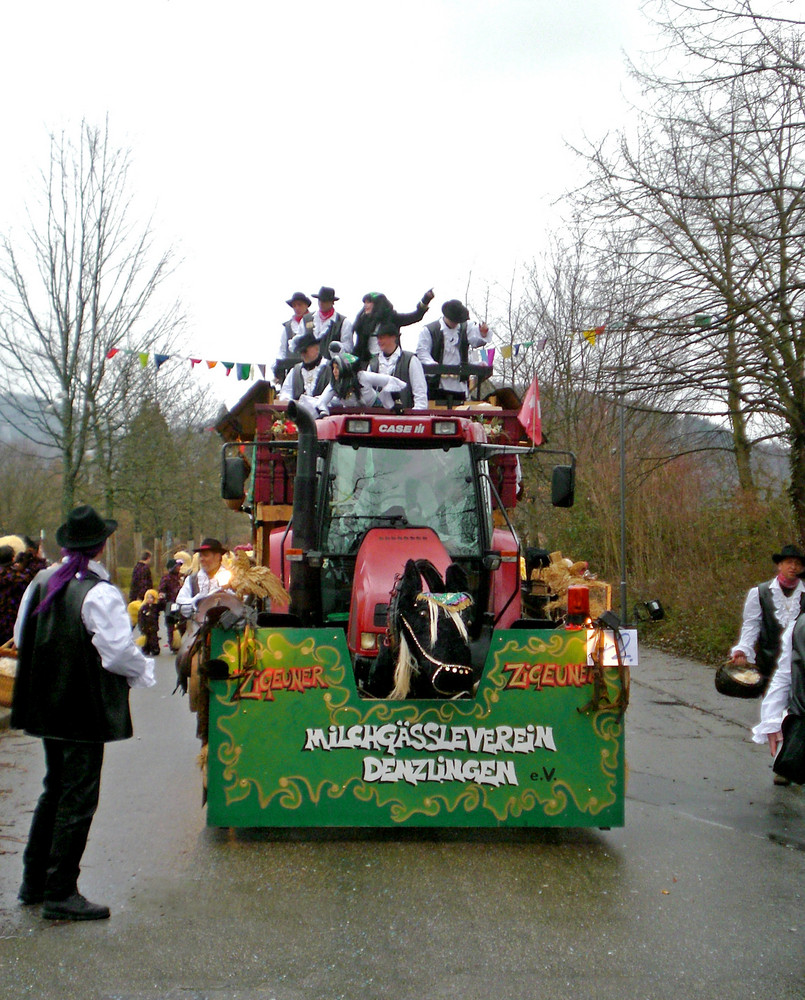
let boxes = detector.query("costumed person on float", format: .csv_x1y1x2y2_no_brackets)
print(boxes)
315,341,409,413
351,288,434,365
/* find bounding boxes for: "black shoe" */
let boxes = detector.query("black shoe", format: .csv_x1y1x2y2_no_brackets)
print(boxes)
42,892,110,921
18,883,45,905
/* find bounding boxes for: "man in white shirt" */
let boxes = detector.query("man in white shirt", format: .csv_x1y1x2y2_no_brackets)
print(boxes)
370,321,428,409
730,545,805,680
12,505,154,920
311,286,353,356
279,329,333,405
176,538,234,616
416,299,491,403
274,292,314,380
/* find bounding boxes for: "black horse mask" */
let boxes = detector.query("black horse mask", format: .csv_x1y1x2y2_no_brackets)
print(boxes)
366,558,474,699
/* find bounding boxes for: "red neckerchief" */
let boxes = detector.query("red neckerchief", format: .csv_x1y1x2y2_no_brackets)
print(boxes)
319,308,335,321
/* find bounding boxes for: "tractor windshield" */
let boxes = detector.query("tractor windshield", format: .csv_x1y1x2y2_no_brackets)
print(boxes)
322,442,486,558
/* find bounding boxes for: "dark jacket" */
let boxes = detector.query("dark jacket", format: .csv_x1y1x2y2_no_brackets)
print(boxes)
12,568,132,742
352,295,430,365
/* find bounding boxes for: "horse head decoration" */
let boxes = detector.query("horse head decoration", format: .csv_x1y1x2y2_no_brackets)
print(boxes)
366,558,474,699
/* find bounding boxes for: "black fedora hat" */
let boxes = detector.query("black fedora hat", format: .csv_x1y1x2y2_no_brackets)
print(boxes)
286,292,312,307
375,320,401,339
312,286,339,302
773,544,805,563
442,299,470,324
292,329,320,353
194,537,227,554
55,504,117,550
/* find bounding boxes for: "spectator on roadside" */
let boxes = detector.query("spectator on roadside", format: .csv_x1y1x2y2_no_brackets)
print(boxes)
157,557,184,649
730,544,805,685
11,504,155,920
176,539,233,617
129,551,153,603
137,589,161,657
0,545,27,645
14,536,48,585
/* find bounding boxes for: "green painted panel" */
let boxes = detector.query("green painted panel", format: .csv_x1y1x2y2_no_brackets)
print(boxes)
206,627,626,828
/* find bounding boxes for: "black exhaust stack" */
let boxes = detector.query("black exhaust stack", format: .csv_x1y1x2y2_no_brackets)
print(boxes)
286,401,322,626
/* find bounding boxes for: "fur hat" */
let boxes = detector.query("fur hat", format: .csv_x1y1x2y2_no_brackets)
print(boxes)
144,588,159,601
286,291,312,307
442,299,470,324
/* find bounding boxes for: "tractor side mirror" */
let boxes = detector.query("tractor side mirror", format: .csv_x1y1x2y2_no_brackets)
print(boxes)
222,455,249,501
551,465,575,508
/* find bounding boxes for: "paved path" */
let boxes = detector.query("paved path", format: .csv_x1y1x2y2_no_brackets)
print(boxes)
0,643,802,1000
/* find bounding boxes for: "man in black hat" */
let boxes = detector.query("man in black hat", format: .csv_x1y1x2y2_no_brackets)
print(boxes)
274,292,315,380
311,286,353,357
176,538,234,616
369,321,428,409
730,544,805,684
12,505,154,920
278,328,333,405
416,298,492,403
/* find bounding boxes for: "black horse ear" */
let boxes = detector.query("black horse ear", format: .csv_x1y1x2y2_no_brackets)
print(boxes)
415,558,445,593
444,563,468,593
398,559,423,604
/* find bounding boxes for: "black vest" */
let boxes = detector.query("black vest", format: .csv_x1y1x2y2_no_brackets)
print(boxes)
426,320,470,365
369,351,415,408
12,568,133,742
291,361,332,400
755,581,805,677
318,314,345,358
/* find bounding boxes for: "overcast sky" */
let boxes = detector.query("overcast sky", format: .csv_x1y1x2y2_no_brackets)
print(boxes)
1,0,655,406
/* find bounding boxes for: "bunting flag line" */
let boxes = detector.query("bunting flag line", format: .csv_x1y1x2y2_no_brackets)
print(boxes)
581,325,606,347
103,336,554,382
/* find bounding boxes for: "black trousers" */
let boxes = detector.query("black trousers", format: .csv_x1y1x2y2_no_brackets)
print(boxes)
22,738,104,901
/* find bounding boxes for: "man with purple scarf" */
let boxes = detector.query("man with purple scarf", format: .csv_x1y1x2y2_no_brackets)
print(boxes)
11,505,155,920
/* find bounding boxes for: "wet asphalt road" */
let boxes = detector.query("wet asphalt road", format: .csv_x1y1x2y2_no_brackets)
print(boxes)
0,642,803,1000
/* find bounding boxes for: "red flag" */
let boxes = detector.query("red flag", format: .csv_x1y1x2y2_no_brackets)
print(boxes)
517,376,542,444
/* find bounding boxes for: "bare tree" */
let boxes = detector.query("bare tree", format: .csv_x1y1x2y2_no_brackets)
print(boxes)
574,6,805,533
0,120,183,516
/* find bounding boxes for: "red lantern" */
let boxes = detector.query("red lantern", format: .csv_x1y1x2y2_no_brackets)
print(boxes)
566,585,590,629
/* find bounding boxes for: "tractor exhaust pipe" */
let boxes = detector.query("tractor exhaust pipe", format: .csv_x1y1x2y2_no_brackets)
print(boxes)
286,400,321,626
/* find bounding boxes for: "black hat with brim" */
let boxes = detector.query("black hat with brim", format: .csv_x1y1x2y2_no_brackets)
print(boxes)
773,544,805,563
286,292,312,307
194,537,227,554
292,329,321,353
55,504,117,550
312,286,338,301
375,320,401,339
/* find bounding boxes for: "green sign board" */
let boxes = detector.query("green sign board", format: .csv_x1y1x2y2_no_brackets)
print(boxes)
206,627,628,828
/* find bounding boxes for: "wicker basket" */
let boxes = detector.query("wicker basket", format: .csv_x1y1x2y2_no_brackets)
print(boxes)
0,640,17,708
